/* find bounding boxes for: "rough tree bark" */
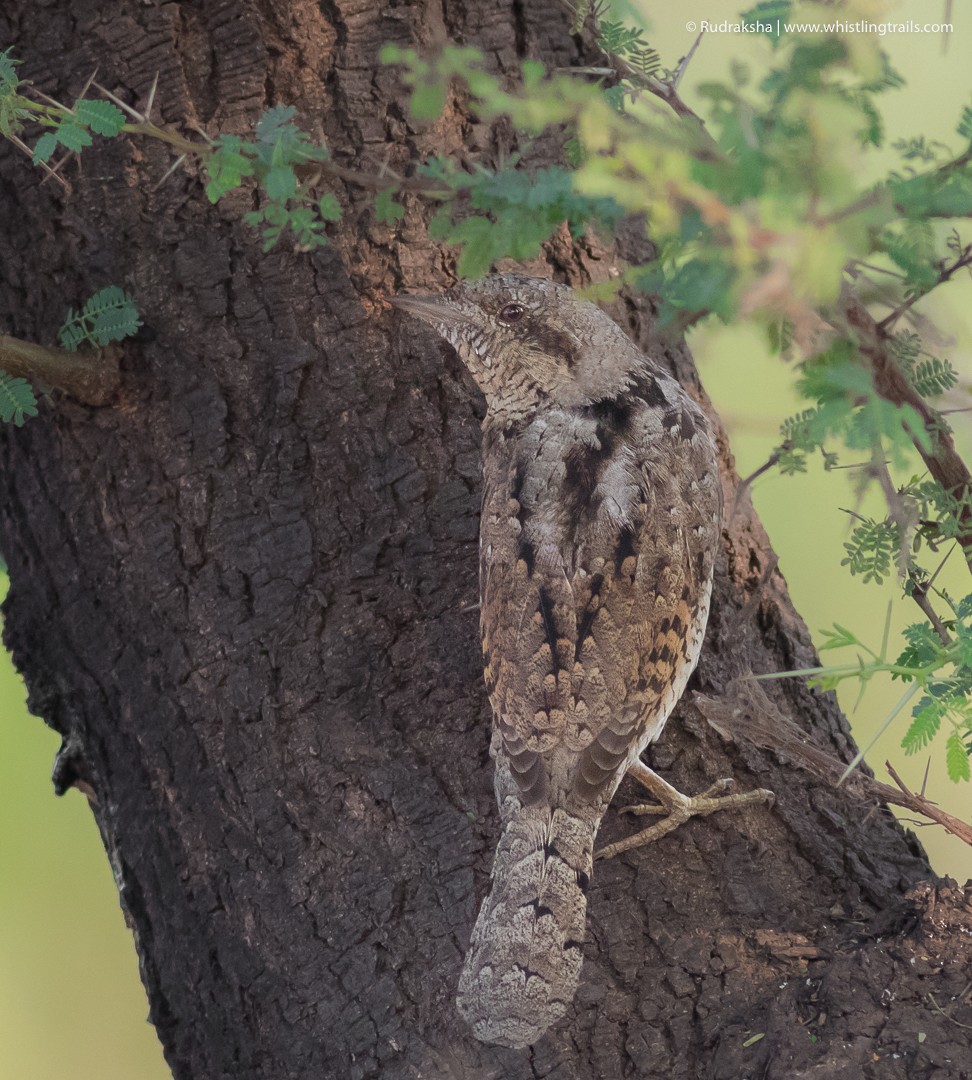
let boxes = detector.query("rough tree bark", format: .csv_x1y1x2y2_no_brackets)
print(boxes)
0,2,970,1078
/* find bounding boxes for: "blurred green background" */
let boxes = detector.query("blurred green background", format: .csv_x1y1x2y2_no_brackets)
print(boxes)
1,3,970,1077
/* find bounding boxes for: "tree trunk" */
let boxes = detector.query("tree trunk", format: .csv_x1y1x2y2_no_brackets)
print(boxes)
0,3,969,1078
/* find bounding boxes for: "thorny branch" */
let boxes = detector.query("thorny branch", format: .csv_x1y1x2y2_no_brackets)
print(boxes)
558,0,710,127
842,291,972,574
695,684,972,848
876,242,972,331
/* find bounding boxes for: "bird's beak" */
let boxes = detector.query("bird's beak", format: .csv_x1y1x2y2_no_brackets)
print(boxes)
388,292,472,331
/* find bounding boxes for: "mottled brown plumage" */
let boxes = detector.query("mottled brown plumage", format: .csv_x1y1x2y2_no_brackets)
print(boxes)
392,275,772,1050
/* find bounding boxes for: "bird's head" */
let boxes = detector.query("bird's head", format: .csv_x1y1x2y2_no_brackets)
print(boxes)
391,274,648,423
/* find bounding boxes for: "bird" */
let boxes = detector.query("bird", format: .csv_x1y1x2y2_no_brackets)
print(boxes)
391,274,773,1050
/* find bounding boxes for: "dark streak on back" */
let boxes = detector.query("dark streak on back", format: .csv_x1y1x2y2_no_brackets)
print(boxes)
575,573,604,661
615,525,639,567
537,586,560,673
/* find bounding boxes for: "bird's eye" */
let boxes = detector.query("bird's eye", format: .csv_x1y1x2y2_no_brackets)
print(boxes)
498,302,525,324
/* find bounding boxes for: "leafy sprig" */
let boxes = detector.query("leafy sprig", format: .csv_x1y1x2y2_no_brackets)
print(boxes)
58,286,141,351
0,373,37,426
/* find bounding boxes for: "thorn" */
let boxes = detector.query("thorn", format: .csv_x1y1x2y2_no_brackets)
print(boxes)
92,80,145,121
144,70,160,124
153,153,187,190
8,133,71,190
77,66,100,101
673,30,704,91
31,87,73,112
189,123,215,144
39,151,75,186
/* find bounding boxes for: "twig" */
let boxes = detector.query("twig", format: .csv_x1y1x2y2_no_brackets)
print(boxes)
672,31,704,91
910,585,952,646
885,762,972,847
926,993,972,1031
869,450,917,580
908,562,952,646
876,245,972,331
847,260,907,281
557,0,710,128
4,132,70,190
841,291,972,573
553,66,615,76
729,451,780,525
694,683,972,849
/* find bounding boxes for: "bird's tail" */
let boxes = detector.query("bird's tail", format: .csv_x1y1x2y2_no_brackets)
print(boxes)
456,773,599,1049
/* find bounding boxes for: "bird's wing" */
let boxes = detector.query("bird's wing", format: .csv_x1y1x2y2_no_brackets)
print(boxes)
480,388,722,808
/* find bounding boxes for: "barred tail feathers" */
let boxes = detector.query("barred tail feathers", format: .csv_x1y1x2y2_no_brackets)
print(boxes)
456,794,596,1049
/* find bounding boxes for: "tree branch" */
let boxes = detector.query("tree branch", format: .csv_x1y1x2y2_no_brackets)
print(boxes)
876,243,972,331
841,291,972,573
0,334,119,406
560,0,710,129
695,683,972,848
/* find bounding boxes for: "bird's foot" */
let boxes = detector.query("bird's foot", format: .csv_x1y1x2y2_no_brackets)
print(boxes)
595,760,774,860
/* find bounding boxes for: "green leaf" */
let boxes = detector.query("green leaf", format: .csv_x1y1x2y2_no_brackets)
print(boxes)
205,135,256,202
74,98,125,137
379,44,412,66
777,447,808,475
411,83,447,121
451,216,499,279
0,48,33,138
54,117,93,152
318,193,342,221
741,0,791,41
285,207,327,249
892,170,972,219
879,223,939,290
818,624,860,652
32,131,58,164
374,189,405,225
0,46,18,86
82,286,130,316
255,105,298,145
895,622,942,674
841,517,899,585
90,305,141,345
910,357,958,398
945,730,971,782
901,696,943,754
958,103,972,142
59,286,141,350
264,164,297,201
0,373,38,426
